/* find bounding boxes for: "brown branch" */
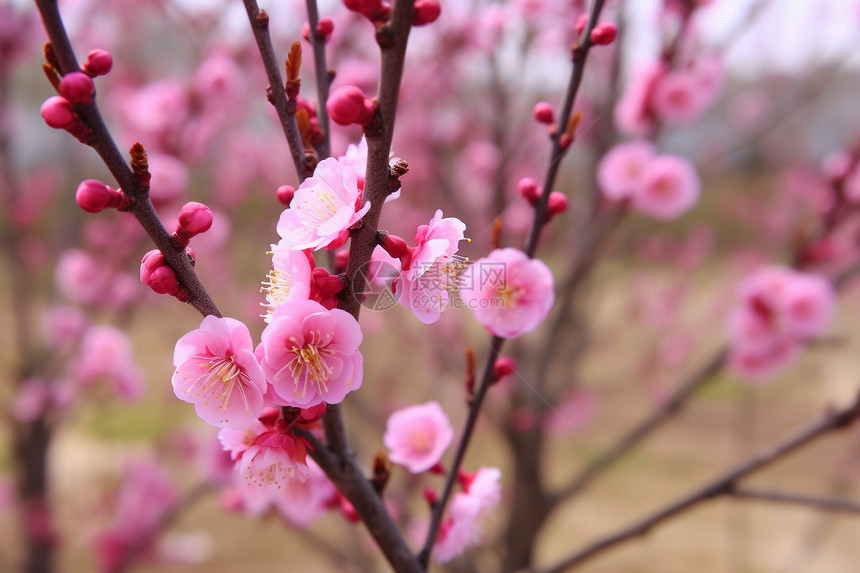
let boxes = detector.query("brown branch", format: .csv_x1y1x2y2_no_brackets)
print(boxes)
242,0,308,179
418,1,609,567
34,0,221,319
729,488,860,516
526,392,860,573
305,0,332,159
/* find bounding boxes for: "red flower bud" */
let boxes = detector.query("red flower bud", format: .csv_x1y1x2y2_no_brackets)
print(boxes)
413,0,441,26
178,202,214,235
517,177,541,204
326,85,375,126
590,21,618,45
343,0,381,15
492,356,517,381
40,96,75,129
277,185,296,206
75,179,132,213
83,49,113,77
533,102,554,124
58,72,95,105
575,13,588,36
316,17,334,40
546,191,569,220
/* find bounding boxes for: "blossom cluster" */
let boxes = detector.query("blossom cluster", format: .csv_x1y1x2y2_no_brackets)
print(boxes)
727,266,836,381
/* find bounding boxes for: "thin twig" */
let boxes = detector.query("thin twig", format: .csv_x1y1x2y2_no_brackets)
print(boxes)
34,0,221,319
526,392,860,573
242,0,308,179
729,488,860,516
418,1,609,567
305,0,332,159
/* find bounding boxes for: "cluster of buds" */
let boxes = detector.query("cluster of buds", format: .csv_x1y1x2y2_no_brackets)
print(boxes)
517,177,569,223
296,97,325,145
326,85,377,127
40,49,113,142
139,202,214,299
342,0,440,27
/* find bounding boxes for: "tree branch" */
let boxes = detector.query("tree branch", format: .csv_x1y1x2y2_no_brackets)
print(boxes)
729,488,860,516
305,0,332,159
34,0,221,319
242,0,308,179
526,392,860,573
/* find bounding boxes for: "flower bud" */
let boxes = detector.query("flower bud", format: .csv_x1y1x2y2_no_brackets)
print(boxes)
83,49,113,77
146,265,180,295
40,96,75,129
590,21,618,45
277,185,295,206
533,102,554,124
413,0,441,26
326,85,375,126
178,202,213,235
343,0,381,15
517,177,541,204
492,356,517,381
546,191,569,220
58,72,95,106
316,17,334,40
75,179,132,213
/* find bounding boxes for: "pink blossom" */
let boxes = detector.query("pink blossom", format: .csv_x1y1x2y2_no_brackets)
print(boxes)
597,140,657,201
41,305,87,348
238,429,311,487
276,157,370,250
272,459,338,527
614,61,664,137
261,241,314,322
172,316,267,429
460,248,554,338
631,154,700,220
73,325,144,400
218,419,268,461
650,71,707,124
433,466,502,563
384,401,454,473
55,249,110,304
727,267,836,381
259,300,363,408
394,210,468,324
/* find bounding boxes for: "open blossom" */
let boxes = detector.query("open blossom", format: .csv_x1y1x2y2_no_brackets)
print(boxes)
276,157,370,250
460,248,554,338
433,466,502,563
259,300,363,408
631,155,700,220
272,458,338,527
650,70,708,124
727,267,836,381
384,401,454,473
172,316,267,429
238,429,311,488
395,210,468,324
597,140,657,201
261,241,313,322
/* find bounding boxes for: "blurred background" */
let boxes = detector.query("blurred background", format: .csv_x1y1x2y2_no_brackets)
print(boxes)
3,0,860,571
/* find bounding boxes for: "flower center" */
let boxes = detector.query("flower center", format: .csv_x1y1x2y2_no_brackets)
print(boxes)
261,268,295,318
282,331,336,398
189,356,252,418
496,284,521,307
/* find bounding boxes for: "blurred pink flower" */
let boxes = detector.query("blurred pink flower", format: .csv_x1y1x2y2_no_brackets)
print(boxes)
259,300,363,408
433,466,502,563
172,316,267,429
460,248,554,338
276,157,370,250
728,267,836,381
597,140,657,201
238,429,310,488
384,400,454,473
631,154,701,220
650,71,707,124
74,325,144,400
272,459,338,528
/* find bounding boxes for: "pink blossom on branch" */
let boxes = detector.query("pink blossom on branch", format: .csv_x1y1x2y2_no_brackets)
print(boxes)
172,316,267,429
460,248,554,338
276,157,371,250
259,300,363,408
631,154,701,220
384,400,454,473
432,466,502,563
